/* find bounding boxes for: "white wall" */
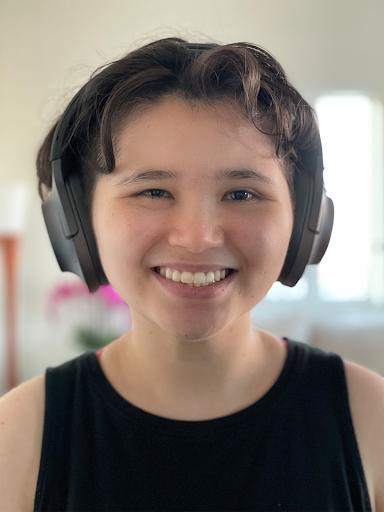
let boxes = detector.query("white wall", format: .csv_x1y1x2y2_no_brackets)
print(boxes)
0,0,383,394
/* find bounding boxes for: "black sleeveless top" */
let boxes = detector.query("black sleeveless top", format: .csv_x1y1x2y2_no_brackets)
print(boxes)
34,339,372,512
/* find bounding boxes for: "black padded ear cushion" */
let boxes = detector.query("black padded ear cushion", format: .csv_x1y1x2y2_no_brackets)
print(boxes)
278,170,315,286
67,172,109,290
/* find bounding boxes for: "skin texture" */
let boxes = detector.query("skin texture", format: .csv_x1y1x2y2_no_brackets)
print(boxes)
0,98,383,512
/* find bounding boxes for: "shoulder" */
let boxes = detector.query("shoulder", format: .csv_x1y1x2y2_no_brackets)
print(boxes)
0,375,45,512
344,360,384,512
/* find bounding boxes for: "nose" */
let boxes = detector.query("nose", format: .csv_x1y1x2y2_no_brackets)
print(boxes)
167,201,225,253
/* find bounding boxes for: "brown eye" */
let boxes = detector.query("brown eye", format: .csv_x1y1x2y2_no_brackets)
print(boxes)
137,189,171,198
223,190,256,201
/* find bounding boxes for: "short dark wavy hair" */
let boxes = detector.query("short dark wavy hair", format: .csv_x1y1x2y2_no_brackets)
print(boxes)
36,37,320,211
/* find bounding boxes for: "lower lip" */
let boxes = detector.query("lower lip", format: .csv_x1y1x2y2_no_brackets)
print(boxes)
151,269,237,299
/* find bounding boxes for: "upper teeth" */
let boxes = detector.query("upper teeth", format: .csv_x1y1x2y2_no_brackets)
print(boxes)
158,267,230,287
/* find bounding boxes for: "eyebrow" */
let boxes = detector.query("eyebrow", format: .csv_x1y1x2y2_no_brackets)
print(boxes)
115,168,273,186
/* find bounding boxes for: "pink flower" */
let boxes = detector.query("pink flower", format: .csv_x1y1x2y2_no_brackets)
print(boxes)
46,281,127,319
98,286,126,306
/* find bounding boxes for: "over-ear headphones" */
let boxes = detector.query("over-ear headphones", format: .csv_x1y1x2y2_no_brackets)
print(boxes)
42,43,334,292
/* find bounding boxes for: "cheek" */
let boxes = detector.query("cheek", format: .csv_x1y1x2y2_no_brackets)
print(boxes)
232,213,292,305
92,204,163,278
234,211,292,261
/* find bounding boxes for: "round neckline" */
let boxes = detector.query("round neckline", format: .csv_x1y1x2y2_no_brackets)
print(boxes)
85,338,298,437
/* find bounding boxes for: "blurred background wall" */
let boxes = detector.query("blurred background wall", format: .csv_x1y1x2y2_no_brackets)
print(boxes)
0,0,383,395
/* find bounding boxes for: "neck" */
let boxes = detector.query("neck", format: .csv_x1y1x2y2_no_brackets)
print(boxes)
101,313,287,421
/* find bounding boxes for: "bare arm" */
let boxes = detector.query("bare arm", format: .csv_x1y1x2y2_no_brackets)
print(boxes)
0,376,45,512
344,361,384,512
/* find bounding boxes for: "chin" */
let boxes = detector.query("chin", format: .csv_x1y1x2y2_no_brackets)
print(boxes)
149,304,234,342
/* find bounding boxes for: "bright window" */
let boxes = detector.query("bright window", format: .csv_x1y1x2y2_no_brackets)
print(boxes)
316,95,373,301
266,94,383,303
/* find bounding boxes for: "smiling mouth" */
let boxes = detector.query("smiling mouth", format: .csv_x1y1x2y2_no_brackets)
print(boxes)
153,267,234,287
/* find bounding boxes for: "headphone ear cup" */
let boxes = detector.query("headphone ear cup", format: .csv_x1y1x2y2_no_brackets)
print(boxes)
42,179,82,278
278,168,334,287
42,162,108,292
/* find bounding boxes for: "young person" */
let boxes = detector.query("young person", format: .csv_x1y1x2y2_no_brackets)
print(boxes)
0,38,383,512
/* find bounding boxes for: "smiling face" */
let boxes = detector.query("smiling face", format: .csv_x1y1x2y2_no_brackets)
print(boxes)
91,97,293,342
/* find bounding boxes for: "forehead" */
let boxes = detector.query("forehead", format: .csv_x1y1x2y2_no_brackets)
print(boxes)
113,98,278,176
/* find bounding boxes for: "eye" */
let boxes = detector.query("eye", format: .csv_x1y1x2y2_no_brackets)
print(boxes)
134,188,259,201
222,189,258,201
136,189,171,199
